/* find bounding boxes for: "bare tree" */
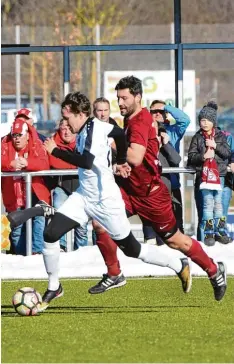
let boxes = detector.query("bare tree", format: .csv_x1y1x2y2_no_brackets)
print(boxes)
1,0,129,118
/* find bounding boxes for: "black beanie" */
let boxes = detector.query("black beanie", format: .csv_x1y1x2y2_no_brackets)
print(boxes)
198,101,218,126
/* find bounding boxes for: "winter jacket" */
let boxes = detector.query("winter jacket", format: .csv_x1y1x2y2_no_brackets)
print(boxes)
1,124,51,212
47,131,79,195
164,105,190,153
222,130,234,189
159,142,181,193
187,127,231,186
163,105,190,189
109,117,118,126
231,150,234,163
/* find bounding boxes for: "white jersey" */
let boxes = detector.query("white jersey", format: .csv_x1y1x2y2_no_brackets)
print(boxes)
57,117,131,239
76,117,120,201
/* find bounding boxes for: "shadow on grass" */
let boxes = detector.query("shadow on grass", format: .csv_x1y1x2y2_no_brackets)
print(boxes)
1,303,203,317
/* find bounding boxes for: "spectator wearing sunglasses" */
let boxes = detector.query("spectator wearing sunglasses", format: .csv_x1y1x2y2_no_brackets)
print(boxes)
1,118,50,255
143,100,190,243
15,108,47,142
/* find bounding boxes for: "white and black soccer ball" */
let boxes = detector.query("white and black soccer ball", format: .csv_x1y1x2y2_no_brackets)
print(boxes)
12,287,42,316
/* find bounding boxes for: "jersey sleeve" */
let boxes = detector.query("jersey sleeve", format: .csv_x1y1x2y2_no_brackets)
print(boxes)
128,120,150,147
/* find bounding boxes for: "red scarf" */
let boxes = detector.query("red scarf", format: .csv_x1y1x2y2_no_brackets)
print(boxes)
200,128,221,191
53,132,76,151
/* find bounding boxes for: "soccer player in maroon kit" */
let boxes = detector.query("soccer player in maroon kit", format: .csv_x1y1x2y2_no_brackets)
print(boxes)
90,76,227,301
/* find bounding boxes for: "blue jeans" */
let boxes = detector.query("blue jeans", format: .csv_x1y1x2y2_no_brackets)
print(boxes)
9,207,45,255
222,185,232,219
196,177,225,241
53,187,88,249
32,215,45,253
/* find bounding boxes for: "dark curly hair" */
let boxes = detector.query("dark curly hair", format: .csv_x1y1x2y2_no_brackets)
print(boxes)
115,75,143,97
61,92,91,116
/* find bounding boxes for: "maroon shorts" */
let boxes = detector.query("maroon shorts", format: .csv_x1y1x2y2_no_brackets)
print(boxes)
120,182,177,236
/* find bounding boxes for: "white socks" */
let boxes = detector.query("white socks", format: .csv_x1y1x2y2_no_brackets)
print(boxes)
138,243,182,273
42,241,60,290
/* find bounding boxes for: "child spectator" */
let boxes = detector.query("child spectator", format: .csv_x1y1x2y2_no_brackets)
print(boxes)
188,101,231,246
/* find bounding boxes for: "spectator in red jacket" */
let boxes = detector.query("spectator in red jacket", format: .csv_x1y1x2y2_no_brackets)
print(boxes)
1,118,50,255
48,118,88,251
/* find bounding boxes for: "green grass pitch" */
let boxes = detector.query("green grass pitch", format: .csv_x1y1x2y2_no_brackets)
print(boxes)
2,277,234,363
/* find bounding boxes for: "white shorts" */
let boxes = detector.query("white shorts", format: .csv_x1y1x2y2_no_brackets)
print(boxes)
57,191,131,240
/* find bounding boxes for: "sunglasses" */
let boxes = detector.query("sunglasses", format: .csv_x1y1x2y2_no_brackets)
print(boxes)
12,133,24,138
150,109,165,115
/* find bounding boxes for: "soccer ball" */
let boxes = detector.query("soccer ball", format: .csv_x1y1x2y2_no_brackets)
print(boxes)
12,287,42,316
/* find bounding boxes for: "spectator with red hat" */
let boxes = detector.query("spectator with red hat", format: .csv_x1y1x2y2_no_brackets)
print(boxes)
15,108,46,142
1,117,51,255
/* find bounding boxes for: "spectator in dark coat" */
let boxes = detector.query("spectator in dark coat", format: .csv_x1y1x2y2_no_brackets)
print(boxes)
187,101,231,246
93,97,118,126
141,121,182,245
150,100,190,233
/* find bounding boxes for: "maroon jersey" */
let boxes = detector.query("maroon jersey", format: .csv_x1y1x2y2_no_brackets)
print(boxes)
121,108,162,196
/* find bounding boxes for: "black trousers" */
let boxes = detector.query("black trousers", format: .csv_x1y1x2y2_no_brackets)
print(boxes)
171,188,184,234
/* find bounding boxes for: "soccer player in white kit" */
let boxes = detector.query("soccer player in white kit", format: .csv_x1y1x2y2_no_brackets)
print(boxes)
40,91,192,311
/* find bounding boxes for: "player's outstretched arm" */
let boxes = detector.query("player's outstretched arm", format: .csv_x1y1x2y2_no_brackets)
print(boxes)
44,137,94,169
51,149,94,169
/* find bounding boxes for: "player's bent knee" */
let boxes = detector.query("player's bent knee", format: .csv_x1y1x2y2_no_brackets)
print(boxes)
43,219,63,243
166,231,192,251
43,224,59,243
44,212,80,243
113,232,141,258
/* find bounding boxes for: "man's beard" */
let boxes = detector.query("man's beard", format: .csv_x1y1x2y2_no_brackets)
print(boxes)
122,105,136,118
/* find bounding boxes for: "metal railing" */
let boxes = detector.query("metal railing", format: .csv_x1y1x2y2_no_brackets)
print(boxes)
1,167,198,255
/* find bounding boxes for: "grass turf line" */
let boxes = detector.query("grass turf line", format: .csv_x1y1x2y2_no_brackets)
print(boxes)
2,277,234,363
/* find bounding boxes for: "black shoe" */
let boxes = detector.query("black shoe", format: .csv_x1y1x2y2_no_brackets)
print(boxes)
209,262,227,301
177,258,192,293
35,200,56,218
88,273,126,294
203,220,215,246
215,234,232,245
204,234,215,246
215,217,231,244
39,284,64,311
